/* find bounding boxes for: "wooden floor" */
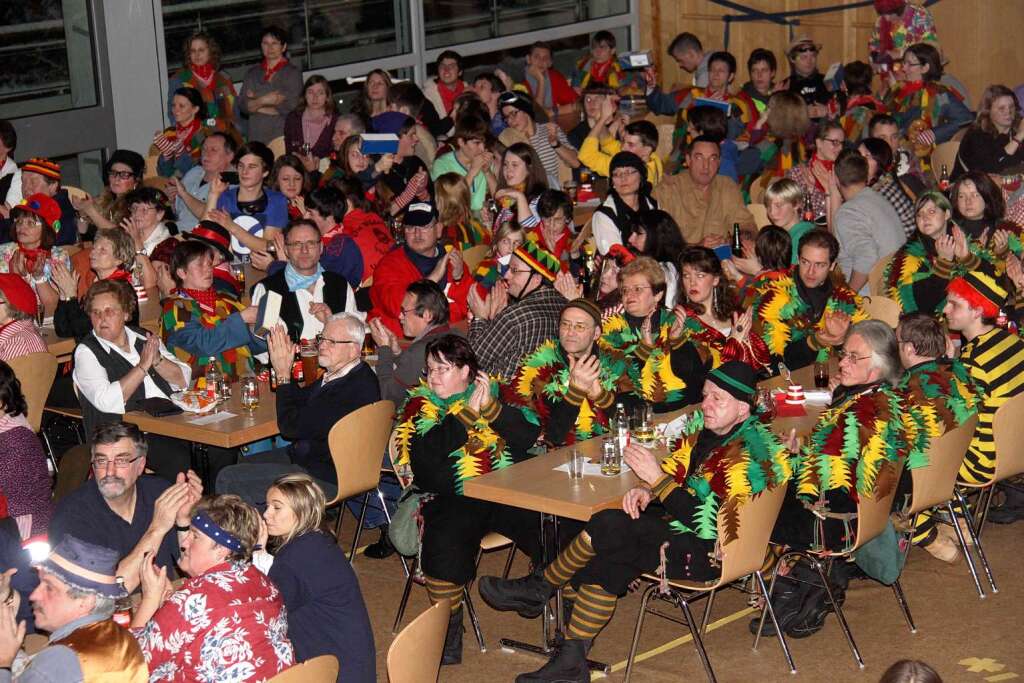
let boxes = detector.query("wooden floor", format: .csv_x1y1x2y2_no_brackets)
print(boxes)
340,517,1023,682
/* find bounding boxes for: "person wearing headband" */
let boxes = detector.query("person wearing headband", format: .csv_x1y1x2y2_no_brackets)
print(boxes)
944,273,1024,507
480,361,792,682
0,535,148,681
131,495,295,680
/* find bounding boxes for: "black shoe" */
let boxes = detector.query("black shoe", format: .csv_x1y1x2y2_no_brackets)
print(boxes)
748,573,806,637
515,638,591,683
986,504,1024,525
785,575,846,640
441,606,464,666
479,573,556,619
363,527,396,559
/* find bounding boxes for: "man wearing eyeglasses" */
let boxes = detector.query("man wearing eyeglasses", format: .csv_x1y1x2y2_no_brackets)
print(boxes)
49,422,202,593
779,36,833,120
250,220,360,347
215,313,381,506
831,149,906,294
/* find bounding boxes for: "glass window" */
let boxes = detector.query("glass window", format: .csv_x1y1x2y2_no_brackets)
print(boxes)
161,0,412,79
424,0,629,50
0,0,99,118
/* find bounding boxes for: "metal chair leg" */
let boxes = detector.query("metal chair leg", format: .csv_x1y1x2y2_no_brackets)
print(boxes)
955,491,998,594
699,589,716,636
334,501,345,540
623,583,658,683
890,580,916,633
948,500,986,599
40,430,59,474
752,551,790,653
814,558,864,669
463,589,487,652
973,485,996,540
680,596,717,683
376,487,392,525
502,543,517,579
348,492,370,562
753,570,796,674
392,566,416,633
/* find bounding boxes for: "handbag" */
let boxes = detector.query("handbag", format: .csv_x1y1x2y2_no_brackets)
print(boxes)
388,485,431,557
852,520,907,585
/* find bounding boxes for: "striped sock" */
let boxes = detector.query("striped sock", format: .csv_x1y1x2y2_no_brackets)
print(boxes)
562,585,578,603
425,576,464,613
912,510,938,546
544,532,595,587
568,583,617,640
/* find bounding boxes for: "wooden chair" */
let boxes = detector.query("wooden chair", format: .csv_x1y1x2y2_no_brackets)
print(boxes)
624,483,795,682
267,136,287,159
930,140,961,183
867,253,894,298
747,203,769,229
903,416,994,598
387,599,450,683
62,185,88,204
8,352,58,433
52,443,92,503
861,295,901,328
460,244,490,274
142,176,169,192
326,400,395,562
267,655,339,682
963,391,1024,546
144,144,160,181
387,430,515,653
758,460,912,670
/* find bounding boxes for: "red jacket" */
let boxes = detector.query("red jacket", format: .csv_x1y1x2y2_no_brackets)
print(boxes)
342,208,394,284
369,246,473,336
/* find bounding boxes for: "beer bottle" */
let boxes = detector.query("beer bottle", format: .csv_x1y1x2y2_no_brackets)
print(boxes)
732,223,743,255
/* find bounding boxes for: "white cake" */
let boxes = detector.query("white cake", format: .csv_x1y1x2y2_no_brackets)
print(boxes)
785,384,806,405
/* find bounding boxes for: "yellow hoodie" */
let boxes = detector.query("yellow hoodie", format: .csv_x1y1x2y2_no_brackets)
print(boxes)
578,135,664,186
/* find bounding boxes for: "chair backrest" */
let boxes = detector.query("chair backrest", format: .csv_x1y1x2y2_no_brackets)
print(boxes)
867,252,894,297
909,415,978,514
930,140,961,184
850,459,905,553
387,428,415,489
142,176,169,192
145,144,160,180
716,483,788,585
387,599,450,683
861,295,900,328
461,244,490,274
52,443,92,503
267,655,339,682
747,203,769,230
992,391,1024,482
267,136,287,160
63,185,88,203
8,352,58,432
326,400,395,503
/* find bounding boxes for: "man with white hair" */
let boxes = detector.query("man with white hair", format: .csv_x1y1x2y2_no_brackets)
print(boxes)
0,535,148,681
216,312,381,505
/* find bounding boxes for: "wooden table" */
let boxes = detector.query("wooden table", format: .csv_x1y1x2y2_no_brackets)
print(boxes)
121,380,279,449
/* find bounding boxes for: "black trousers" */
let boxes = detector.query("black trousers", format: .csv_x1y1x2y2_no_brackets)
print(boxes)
574,509,718,596
421,495,543,586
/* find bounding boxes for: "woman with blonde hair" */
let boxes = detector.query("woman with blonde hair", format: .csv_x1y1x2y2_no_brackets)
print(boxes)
435,172,490,249
256,473,375,683
473,217,524,293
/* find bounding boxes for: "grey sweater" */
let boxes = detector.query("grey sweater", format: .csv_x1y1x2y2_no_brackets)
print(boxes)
375,325,464,409
834,186,907,295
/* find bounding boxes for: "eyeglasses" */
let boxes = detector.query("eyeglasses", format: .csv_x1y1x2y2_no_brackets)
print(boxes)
902,60,923,68
507,267,534,275
399,306,420,317
794,47,818,55
424,363,457,377
837,349,871,363
559,320,594,333
819,137,845,146
108,170,136,180
285,239,320,251
403,224,434,232
612,168,640,179
315,335,357,347
620,284,652,295
92,454,143,469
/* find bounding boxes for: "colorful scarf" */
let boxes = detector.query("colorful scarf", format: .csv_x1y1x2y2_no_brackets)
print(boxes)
190,63,215,88
394,380,513,495
179,287,218,313
504,340,629,445
883,237,994,313
599,310,688,405
676,305,771,372
897,360,979,470
796,384,906,501
104,268,133,283
754,269,867,362
660,412,792,543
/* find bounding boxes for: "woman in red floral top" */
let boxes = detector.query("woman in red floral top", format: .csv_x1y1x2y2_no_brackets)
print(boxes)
676,246,771,373
132,495,295,682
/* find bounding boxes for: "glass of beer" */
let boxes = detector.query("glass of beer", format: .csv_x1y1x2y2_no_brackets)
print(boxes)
241,376,260,411
300,340,320,387
813,362,830,389
630,403,655,446
600,439,621,476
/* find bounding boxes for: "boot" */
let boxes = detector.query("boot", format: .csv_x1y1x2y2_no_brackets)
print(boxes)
786,563,849,640
479,573,557,619
748,570,808,637
921,525,961,563
515,638,591,683
441,606,464,666
363,526,396,559
987,483,1024,525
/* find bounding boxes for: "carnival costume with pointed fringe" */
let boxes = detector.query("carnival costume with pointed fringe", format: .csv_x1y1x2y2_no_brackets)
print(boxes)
883,236,993,314
676,304,772,373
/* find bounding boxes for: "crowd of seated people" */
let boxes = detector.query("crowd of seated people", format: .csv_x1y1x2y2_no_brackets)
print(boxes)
0,6,1021,679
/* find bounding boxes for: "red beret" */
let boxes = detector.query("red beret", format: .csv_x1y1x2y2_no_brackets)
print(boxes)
0,274,39,318
874,0,906,14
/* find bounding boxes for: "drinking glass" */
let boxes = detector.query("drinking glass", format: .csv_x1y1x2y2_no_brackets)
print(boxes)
601,440,621,476
756,388,777,420
300,341,319,387
567,449,584,480
630,403,655,446
241,376,260,411
813,362,830,389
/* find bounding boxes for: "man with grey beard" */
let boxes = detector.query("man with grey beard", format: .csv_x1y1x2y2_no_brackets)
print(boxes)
47,423,202,592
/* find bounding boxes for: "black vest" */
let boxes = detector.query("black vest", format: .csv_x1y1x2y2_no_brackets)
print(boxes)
77,328,175,439
258,269,349,342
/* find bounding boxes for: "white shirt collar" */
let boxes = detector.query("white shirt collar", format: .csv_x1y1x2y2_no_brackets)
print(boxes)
92,327,145,355
321,357,362,385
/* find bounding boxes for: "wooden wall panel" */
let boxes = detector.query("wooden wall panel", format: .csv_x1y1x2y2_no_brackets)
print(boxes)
638,0,1024,104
